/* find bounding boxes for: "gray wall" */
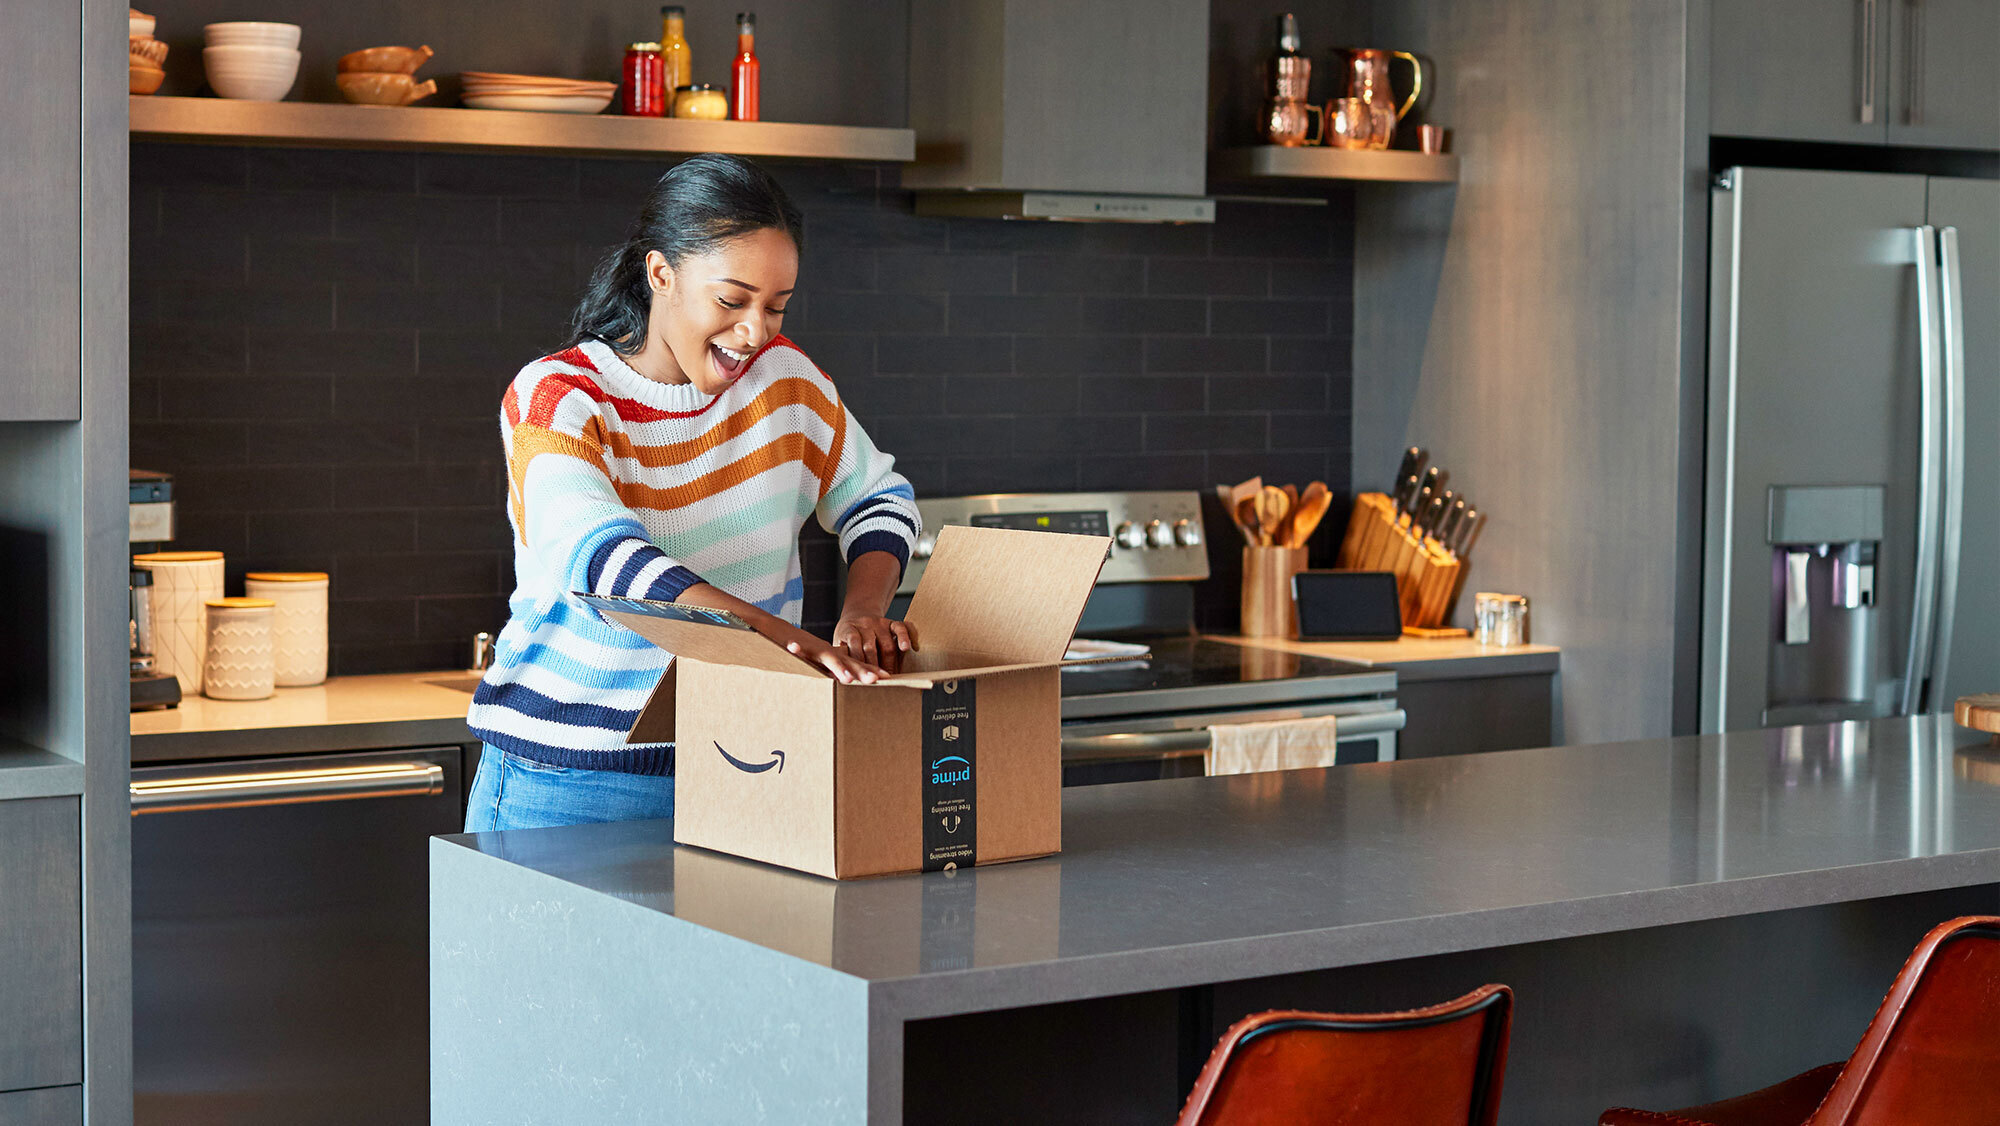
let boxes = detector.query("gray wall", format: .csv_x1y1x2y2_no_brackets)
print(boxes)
1351,0,1700,744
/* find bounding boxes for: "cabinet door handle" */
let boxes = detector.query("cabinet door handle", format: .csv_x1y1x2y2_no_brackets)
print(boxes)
1859,0,1878,124
131,761,445,814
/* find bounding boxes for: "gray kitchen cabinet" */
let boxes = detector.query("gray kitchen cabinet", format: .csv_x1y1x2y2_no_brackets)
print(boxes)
0,0,82,420
1711,0,1890,144
0,1086,83,1126
0,798,84,1093
1886,0,2000,149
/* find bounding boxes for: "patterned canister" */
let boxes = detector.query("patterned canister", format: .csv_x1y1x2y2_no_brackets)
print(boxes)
132,550,225,694
244,571,329,686
203,597,276,700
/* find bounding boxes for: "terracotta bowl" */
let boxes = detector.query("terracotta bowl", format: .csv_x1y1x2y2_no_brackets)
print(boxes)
335,71,437,106
129,35,168,66
337,44,433,75
130,63,165,95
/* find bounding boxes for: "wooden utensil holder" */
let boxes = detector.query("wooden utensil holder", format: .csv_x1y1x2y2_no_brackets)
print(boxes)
1332,492,1465,631
1241,545,1309,637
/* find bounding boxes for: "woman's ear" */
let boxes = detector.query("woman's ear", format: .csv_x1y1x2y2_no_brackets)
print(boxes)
644,250,675,299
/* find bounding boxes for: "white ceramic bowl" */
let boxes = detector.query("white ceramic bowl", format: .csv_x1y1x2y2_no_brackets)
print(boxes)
204,21,301,49
203,44,301,100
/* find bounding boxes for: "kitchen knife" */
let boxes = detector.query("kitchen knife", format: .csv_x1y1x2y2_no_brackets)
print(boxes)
1439,498,1469,553
1410,486,1435,531
1456,510,1485,557
1393,447,1427,494
1421,495,1446,541
1419,465,1447,501
1393,473,1421,517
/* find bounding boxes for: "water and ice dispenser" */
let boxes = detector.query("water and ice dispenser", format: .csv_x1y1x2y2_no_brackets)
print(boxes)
1764,485,1886,722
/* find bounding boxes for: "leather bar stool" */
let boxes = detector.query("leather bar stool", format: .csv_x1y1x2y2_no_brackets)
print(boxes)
1599,915,2000,1126
1175,984,1513,1126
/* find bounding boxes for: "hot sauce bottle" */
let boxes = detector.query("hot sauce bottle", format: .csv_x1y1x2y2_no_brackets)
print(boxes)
730,11,759,121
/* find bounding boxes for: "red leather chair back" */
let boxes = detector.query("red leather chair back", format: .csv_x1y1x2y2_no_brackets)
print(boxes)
1809,915,2000,1125
1175,984,1512,1126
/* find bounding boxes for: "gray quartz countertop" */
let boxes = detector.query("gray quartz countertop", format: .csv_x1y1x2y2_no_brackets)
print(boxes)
438,714,2000,1019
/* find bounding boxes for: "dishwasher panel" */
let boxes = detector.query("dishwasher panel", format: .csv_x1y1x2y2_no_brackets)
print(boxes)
132,746,464,1126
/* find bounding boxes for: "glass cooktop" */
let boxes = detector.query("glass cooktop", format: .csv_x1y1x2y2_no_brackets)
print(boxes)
1059,636,1392,719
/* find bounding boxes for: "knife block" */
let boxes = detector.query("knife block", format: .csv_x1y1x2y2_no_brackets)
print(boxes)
1241,546,1309,637
1332,492,1466,633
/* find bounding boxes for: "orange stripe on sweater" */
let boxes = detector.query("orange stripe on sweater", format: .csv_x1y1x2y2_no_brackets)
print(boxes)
600,376,842,469
608,434,832,512
508,424,612,542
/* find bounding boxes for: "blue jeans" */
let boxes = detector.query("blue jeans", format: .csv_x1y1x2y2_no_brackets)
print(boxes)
463,746,676,831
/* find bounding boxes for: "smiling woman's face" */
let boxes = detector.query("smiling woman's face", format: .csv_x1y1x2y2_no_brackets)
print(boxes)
637,226,798,394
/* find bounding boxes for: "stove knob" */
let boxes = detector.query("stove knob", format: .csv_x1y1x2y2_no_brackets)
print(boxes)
1114,521,1146,550
1173,519,1201,548
1146,519,1173,549
913,533,937,559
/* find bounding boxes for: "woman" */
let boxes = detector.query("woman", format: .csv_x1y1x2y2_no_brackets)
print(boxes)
463,153,921,832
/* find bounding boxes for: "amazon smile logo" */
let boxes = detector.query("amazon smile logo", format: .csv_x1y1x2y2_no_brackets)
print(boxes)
714,741,786,774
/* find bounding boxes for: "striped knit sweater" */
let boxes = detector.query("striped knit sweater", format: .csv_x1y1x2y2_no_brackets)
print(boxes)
466,336,920,774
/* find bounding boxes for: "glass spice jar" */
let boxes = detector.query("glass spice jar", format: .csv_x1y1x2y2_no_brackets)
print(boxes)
673,82,728,120
622,42,666,117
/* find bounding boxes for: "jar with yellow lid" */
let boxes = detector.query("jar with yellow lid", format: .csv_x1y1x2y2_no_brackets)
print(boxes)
673,82,728,120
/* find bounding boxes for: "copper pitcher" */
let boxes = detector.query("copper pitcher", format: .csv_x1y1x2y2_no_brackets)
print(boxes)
1326,48,1425,150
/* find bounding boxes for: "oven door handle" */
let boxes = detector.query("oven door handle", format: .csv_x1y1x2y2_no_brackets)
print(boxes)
1062,709,1406,761
130,761,446,815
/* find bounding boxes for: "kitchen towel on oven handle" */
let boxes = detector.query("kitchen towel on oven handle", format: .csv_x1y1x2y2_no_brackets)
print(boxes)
1205,714,1339,776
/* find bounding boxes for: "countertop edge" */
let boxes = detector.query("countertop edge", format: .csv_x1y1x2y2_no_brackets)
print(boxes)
865,849,2000,1021
133,717,477,763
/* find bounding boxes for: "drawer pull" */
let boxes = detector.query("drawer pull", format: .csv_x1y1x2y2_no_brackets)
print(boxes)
131,762,444,814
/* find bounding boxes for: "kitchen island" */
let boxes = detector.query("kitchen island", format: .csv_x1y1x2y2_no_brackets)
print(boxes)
431,715,2000,1123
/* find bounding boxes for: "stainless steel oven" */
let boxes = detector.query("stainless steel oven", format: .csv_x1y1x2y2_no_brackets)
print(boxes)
883,492,1405,787
130,746,465,1125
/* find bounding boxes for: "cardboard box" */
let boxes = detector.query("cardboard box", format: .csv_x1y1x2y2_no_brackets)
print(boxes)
588,525,1110,879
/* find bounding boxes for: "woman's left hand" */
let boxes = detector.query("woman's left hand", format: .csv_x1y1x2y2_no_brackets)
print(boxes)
834,614,916,673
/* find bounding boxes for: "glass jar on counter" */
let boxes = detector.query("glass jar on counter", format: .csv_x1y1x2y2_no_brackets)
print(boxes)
1475,592,1529,647
673,83,729,120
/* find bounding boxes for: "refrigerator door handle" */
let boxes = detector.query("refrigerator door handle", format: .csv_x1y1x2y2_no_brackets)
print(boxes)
1899,225,1944,716
1929,225,1966,703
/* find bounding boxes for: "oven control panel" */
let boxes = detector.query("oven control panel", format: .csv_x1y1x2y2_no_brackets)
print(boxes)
895,491,1209,594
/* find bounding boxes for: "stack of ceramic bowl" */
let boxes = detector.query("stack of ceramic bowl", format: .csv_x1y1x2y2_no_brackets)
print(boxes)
203,21,301,101
130,9,168,94
460,71,615,114
336,44,437,106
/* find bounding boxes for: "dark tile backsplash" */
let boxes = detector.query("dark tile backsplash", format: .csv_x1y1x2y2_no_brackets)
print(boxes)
131,143,1355,674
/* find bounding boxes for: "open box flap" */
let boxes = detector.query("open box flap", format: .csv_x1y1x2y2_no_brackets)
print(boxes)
580,594,826,679
872,659,1060,689
903,525,1112,664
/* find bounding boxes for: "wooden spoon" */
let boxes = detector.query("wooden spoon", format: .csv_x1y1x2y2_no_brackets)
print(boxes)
1255,486,1290,548
1275,483,1301,545
1288,481,1333,546
1236,497,1266,545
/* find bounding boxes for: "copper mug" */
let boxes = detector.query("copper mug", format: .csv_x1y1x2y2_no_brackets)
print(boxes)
1326,48,1425,149
1264,96,1324,146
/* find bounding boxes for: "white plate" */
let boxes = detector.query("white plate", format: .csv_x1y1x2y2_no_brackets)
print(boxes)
462,92,612,114
1063,638,1153,664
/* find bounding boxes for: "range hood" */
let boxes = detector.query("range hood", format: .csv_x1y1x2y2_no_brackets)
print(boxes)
904,0,1213,222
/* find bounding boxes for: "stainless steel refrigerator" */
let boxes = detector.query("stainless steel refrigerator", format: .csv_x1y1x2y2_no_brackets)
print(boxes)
1701,167,1999,733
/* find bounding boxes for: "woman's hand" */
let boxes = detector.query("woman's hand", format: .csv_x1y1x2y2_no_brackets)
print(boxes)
834,614,916,673
784,631,888,684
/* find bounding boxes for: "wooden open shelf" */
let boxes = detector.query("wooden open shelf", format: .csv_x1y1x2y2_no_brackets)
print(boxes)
1212,145,1458,184
130,95,916,162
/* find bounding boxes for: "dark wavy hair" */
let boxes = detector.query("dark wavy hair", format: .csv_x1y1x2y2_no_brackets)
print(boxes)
570,153,805,354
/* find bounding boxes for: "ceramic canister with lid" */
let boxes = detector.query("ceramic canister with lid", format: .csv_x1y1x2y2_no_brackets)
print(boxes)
203,597,276,700
131,550,225,694
244,571,328,686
